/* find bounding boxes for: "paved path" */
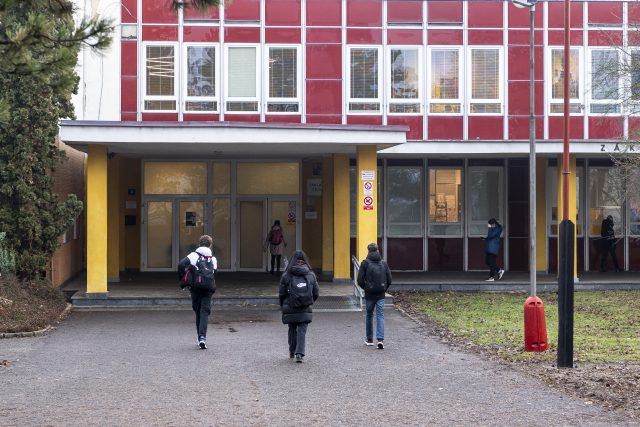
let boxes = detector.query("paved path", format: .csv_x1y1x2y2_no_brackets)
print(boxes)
0,307,636,426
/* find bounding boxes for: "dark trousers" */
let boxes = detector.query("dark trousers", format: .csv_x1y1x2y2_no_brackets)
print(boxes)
270,255,282,273
288,322,308,356
191,289,213,339
485,253,498,278
600,240,620,271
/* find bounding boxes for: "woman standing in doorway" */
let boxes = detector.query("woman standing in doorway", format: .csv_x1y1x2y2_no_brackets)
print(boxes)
264,220,287,275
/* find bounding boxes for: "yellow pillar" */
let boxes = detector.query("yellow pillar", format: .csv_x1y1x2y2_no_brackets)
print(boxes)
536,157,547,271
86,145,108,295
107,156,120,282
356,145,377,262
557,154,578,278
333,154,350,280
322,157,334,275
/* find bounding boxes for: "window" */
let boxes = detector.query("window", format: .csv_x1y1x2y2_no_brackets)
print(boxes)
144,44,177,111
589,49,620,114
631,50,640,104
143,162,208,195
184,44,218,112
387,166,422,236
547,167,583,236
225,45,260,113
468,47,502,114
267,46,300,113
348,46,382,114
630,196,640,236
428,168,463,236
589,167,622,237
428,47,461,114
467,168,502,236
388,47,422,114
549,48,582,114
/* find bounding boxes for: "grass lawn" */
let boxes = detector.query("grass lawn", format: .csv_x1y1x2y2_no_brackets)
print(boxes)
403,291,640,363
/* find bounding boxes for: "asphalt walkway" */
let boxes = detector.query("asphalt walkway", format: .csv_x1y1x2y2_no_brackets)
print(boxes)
0,307,636,426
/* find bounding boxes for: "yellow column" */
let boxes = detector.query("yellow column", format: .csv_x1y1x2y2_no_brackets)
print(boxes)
333,154,350,280
86,145,108,295
107,156,120,282
322,157,334,275
356,145,377,262
536,157,547,271
557,154,578,278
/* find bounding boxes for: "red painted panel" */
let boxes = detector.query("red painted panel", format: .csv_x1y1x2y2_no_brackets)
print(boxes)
306,115,342,124
223,115,261,122
468,30,503,45
121,78,137,113
428,117,463,140
306,45,342,79
387,1,422,24
142,25,178,41
548,116,584,140
508,3,543,28
265,115,302,123
121,42,137,77
306,28,341,44
428,238,463,271
630,3,640,25
265,28,301,43
141,113,178,121
629,117,640,136
548,30,583,46
468,1,503,28
588,31,622,47
508,46,544,81
387,116,423,141
121,113,137,122
508,81,544,116
183,114,220,122
224,27,260,43
184,4,219,20
548,2,583,28
387,29,422,46
588,2,623,25
347,29,383,45
306,80,342,114
306,0,341,26
629,238,640,271
427,30,463,45
266,0,301,26
142,0,177,23
225,0,260,21
347,116,383,125
122,0,137,23
347,0,382,27
508,30,544,46
588,238,618,272
427,1,462,24
183,26,219,43
387,238,423,270
508,117,544,140
589,117,624,140
468,116,503,140
629,32,640,47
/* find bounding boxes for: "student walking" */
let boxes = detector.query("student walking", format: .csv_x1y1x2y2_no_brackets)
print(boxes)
357,243,392,349
178,235,217,349
279,250,319,362
600,215,621,272
484,218,504,282
264,220,287,275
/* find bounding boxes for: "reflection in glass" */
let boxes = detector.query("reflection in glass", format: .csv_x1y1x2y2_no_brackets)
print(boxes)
547,167,583,236
236,163,299,194
469,169,500,235
212,198,231,269
388,167,422,236
589,167,622,236
144,162,207,195
213,162,231,194
147,201,173,268
179,201,204,257
429,169,462,236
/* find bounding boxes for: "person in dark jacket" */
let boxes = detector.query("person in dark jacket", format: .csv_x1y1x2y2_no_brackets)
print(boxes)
357,243,392,349
484,218,504,282
278,250,319,363
177,235,218,349
600,215,621,272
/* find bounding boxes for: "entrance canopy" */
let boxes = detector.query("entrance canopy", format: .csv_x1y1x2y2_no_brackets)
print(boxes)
59,120,407,158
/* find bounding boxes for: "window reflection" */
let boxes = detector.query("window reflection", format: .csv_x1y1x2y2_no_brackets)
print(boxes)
429,169,462,236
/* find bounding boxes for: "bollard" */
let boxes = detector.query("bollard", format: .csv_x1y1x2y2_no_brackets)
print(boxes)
524,296,548,352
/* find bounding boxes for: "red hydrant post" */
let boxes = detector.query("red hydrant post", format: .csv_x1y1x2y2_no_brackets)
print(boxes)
524,296,549,352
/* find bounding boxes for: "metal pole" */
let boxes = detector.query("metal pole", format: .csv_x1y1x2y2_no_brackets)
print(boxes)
529,5,536,296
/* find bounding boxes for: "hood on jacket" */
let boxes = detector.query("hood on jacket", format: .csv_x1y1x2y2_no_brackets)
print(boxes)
289,264,310,276
366,251,382,263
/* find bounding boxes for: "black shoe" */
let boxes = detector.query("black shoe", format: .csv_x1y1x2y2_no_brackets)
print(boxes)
289,352,294,359
198,336,207,349
377,341,384,350
364,338,374,346
295,354,304,363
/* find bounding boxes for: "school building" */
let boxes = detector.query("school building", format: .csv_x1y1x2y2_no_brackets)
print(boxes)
60,0,640,297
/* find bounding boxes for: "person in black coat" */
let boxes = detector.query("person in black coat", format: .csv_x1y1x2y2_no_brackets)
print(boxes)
279,250,319,363
357,243,392,349
600,215,621,272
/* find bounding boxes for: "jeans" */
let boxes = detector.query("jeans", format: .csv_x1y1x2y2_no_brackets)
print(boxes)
270,255,282,273
365,298,385,341
191,289,213,339
485,253,498,278
288,322,308,356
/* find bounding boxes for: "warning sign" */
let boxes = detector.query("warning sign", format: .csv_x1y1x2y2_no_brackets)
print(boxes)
363,181,373,196
363,196,374,211
361,170,375,181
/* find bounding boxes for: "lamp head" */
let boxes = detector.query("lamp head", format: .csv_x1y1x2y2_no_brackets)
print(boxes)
512,0,537,9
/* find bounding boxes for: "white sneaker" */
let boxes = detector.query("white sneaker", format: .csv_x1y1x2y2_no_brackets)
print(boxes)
498,269,505,280
485,277,495,282
377,341,384,349
198,337,207,349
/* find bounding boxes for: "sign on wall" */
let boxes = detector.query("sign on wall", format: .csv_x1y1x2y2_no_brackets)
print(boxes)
307,178,322,196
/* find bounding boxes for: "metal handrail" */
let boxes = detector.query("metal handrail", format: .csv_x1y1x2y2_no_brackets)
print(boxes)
351,255,364,310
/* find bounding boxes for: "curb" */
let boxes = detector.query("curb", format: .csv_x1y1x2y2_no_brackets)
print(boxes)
0,303,73,339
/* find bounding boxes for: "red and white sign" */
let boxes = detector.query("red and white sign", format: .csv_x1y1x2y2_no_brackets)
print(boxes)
363,196,374,210
363,181,373,196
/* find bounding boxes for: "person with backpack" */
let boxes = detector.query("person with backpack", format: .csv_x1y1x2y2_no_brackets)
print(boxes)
484,218,504,282
357,243,392,349
264,220,287,275
278,250,319,363
600,215,621,272
177,235,217,350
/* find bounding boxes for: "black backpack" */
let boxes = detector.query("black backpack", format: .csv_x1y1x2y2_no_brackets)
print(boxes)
288,275,314,308
193,253,215,291
364,261,387,294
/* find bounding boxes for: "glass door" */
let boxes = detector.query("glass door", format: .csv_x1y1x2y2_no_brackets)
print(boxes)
239,200,265,270
269,199,297,263
179,201,205,257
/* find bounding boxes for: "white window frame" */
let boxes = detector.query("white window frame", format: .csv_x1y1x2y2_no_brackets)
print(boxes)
182,42,220,114
427,46,463,116
346,45,383,115
467,46,503,116
142,42,179,113
387,45,423,115
547,46,584,116
588,47,621,116
466,166,503,237
628,48,640,115
264,44,302,115
427,166,464,238
224,44,261,114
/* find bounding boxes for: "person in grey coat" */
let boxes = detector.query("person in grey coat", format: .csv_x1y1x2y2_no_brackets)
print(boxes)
278,250,319,363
